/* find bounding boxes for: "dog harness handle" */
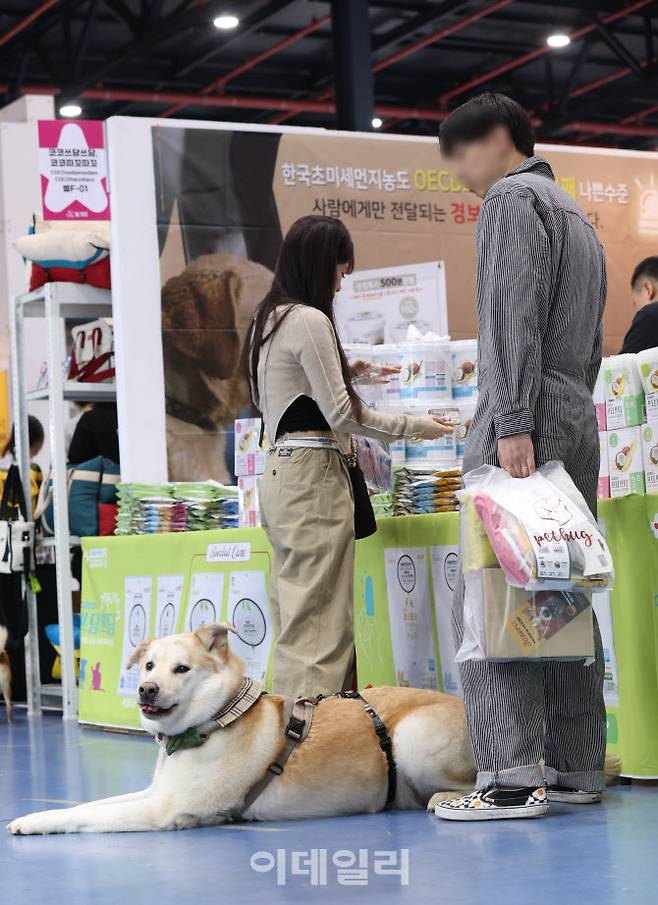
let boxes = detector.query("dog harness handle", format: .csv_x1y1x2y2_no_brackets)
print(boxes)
335,691,398,810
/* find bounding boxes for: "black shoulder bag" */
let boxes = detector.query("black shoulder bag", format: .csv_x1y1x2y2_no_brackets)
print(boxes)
347,438,377,540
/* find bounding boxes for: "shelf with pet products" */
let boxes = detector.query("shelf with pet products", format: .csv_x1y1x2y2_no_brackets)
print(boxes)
9,282,114,720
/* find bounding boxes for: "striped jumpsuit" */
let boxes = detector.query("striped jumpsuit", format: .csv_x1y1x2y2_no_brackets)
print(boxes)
455,156,608,792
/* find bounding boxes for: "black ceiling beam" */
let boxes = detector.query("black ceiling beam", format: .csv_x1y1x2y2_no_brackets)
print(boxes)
102,0,141,35
370,0,467,59
644,11,655,59
73,0,99,79
263,0,469,112
539,57,658,139
592,16,644,78
157,0,294,84
558,36,591,114
54,0,241,103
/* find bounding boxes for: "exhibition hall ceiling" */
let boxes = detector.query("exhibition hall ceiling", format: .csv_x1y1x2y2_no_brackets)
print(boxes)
1,0,658,147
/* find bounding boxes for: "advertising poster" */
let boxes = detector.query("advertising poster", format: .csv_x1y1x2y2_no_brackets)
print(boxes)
226,570,272,684
184,572,224,632
150,125,655,483
117,576,152,697
335,261,448,344
429,545,462,696
38,119,110,220
154,574,184,639
383,547,438,690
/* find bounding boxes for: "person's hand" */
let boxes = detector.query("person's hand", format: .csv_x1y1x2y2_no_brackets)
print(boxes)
351,360,402,383
416,415,454,440
497,433,535,478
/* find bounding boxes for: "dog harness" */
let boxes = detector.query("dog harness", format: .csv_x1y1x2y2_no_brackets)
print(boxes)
157,680,397,814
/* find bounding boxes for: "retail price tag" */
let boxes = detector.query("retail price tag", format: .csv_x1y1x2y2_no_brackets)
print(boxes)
533,542,571,580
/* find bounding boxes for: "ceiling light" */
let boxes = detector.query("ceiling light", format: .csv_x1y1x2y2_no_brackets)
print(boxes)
59,103,82,118
547,33,570,48
213,14,239,29
372,117,383,129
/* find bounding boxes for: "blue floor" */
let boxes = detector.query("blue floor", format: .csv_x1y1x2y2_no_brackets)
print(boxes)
1,712,656,905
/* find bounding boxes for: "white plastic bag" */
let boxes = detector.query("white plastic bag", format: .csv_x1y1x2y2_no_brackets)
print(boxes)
459,461,614,592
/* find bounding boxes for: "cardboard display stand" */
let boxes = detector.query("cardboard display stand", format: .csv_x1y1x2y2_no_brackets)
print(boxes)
80,497,658,778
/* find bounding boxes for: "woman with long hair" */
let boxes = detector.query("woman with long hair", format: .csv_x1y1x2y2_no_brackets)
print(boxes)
242,215,450,699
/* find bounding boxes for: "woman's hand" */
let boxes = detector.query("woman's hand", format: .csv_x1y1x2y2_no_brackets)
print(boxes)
351,360,402,383
416,415,454,440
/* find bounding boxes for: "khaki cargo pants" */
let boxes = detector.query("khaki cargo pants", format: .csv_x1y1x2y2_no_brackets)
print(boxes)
260,445,355,699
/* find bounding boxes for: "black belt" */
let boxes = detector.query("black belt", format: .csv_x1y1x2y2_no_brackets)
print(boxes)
332,690,398,810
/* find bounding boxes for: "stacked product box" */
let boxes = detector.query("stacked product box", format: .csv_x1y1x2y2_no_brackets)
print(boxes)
234,418,268,527
597,347,658,498
637,347,658,494
351,337,479,473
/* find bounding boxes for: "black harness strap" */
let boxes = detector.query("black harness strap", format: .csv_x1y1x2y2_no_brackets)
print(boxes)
334,691,397,810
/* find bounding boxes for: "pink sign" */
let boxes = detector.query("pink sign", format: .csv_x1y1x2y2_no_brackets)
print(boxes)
38,120,110,220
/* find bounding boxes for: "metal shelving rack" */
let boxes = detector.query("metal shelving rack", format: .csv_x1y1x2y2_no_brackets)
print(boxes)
9,283,114,719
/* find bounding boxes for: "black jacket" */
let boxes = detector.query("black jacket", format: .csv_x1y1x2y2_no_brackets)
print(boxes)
620,302,658,353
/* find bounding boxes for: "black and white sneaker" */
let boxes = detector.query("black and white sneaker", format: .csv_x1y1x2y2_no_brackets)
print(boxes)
433,787,549,821
546,786,602,804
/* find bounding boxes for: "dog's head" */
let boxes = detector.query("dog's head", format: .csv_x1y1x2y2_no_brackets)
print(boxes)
126,623,244,736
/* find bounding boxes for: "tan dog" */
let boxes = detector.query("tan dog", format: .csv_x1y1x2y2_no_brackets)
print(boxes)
8,623,475,834
0,625,11,723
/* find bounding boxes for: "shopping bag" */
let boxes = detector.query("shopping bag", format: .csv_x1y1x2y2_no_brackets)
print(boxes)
0,465,35,574
69,319,115,383
459,461,614,592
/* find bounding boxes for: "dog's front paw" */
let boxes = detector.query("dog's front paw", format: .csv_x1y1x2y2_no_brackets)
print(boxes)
8,811,60,835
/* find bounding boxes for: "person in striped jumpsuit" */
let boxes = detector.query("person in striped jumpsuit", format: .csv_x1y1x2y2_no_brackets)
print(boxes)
433,93,607,821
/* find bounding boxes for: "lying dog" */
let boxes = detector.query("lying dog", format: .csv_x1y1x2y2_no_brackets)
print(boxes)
8,623,476,834
0,626,11,723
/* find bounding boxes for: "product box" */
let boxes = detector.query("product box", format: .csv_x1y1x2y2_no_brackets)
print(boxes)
641,421,658,494
450,339,478,400
399,341,452,402
405,403,457,466
482,569,594,660
597,431,610,499
238,475,261,528
455,400,477,464
234,418,268,477
602,355,645,429
636,346,658,422
607,426,645,497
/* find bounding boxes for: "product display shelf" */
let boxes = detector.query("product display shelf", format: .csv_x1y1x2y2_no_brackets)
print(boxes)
9,282,113,720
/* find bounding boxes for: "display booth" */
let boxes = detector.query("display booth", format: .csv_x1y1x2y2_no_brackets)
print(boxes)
80,495,658,778
24,113,650,778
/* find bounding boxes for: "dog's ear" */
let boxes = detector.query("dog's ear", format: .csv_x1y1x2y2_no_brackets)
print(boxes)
125,639,151,670
195,622,237,653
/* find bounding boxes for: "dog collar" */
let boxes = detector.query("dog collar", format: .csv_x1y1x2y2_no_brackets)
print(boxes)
157,677,265,756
